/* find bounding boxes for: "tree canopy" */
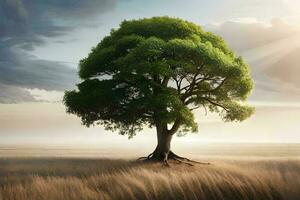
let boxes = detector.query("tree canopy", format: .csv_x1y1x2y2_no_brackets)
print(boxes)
64,16,254,138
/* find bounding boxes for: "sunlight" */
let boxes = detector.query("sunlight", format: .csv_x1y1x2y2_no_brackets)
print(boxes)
283,0,300,20
2,1,300,199
243,33,300,72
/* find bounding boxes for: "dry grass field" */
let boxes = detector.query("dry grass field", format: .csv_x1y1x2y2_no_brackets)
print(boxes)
0,157,300,200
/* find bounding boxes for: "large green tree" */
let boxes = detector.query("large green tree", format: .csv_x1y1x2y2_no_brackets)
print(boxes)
64,17,254,163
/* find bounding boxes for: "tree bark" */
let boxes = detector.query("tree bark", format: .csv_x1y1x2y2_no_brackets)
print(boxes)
138,121,210,165
152,130,173,161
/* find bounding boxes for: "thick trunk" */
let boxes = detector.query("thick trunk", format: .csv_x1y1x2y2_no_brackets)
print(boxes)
138,121,210,165
152,127,173,161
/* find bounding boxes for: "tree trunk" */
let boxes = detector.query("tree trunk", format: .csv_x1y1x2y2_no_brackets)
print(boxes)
152,126,173,161
138,120,210,165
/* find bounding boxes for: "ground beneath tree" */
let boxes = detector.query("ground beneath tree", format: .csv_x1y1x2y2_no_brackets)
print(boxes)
138,150,210,166
1,157,300,200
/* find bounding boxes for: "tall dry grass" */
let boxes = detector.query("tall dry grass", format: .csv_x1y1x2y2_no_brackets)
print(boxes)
0,158,299,200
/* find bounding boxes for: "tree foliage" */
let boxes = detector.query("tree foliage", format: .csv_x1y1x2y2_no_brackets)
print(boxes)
64,16,254,138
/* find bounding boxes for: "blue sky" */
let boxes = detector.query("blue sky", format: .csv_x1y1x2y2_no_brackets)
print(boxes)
1,0,300,145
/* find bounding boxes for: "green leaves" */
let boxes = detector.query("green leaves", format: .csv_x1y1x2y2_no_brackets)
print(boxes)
79,46,115,79
221,102,255,122
113,17,203,41
64,16,255,137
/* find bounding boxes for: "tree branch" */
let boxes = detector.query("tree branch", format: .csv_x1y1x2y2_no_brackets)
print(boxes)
172,73,189,94
202,98,229,111
168,118,181,135
162,76,170,86
202,103,208,116
173,77,181,93
203,77,227,93
179,63,206,93
178,73,188,91
182,76,228,104
189,105,201,111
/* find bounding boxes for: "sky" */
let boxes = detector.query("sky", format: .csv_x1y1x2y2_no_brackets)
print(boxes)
1,0,300,148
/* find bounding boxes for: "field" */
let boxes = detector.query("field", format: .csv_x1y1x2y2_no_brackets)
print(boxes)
0,144,300,200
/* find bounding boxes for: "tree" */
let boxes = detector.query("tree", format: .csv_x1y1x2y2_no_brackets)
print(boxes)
64,16,254,164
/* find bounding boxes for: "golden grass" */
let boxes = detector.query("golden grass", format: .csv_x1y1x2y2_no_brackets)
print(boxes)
0,158,299,200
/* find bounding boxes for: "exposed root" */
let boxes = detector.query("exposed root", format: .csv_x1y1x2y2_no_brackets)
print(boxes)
137,157,147,161
147,153,154,159
137,150,210,166
169,151,211,165
172,157,194,166
163,152,170,167
137,152,154,161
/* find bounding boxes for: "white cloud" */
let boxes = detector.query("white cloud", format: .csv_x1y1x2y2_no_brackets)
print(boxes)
230,17,259,24
24,88,64,102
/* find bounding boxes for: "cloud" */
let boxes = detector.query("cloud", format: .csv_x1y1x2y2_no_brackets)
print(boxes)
2,1,299,103
24,88,64,102
0,84,36,103
0,0,116,48
208,18,300,52
0,46,78,89
0,0,115,103
264,46,300,87
208,18,300,101
0,41,77,103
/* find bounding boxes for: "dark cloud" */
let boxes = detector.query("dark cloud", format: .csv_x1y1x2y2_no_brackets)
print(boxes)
0,45,77,90
0,0,115,103
0,84,36,103
0,0,116,47
31,0,116,20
